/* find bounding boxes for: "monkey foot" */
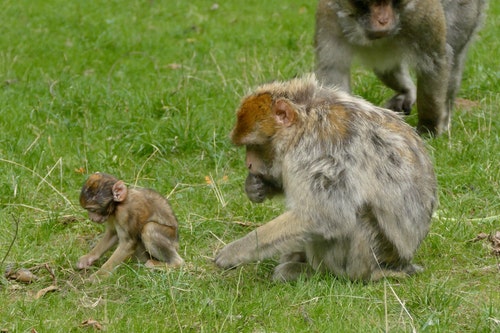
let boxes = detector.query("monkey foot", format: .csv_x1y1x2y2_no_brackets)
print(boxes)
145,259,168,269
145,259,183,270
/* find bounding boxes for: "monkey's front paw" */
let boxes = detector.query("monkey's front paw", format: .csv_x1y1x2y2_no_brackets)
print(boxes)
77,254,99,269
245,174,268,203
385,93,414,115
215,244,244,269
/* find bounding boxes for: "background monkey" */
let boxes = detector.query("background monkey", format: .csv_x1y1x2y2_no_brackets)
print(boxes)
315,0,487,136
78,172,183,278
215,75,437,282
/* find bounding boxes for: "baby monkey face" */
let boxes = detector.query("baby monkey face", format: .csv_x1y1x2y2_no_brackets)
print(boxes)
79,172,118,223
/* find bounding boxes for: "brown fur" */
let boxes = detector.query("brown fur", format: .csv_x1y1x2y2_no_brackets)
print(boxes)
231,93,275,145
78,172,183,279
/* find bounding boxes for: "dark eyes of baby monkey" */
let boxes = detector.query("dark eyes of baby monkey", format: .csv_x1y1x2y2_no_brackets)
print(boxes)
78,172,183,279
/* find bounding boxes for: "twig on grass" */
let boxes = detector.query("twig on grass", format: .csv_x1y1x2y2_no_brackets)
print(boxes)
1,214,19,268
134,144,160,187
433,211,500,223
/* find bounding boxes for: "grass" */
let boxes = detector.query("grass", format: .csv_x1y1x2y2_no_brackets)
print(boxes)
0,0,499,332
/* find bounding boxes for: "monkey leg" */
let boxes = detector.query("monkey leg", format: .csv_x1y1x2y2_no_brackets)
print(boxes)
95,240,136,277
215,211,307,269
132,242,150,262
273,262,315,282
141,222,184,267
280,252,307,263
273,252,314,282
315,32,353,90
444,0,487,121
370,264,424,281
302,234,374,281
415,61,450,135
374,65,416,115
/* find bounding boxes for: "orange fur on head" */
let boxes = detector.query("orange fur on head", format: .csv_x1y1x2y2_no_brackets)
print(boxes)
79,172,118,208
230,93,277,145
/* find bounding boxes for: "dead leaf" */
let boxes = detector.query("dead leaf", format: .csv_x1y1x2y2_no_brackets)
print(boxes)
468,232,489,242
59,215,82,225
5,268,38,284
233,221,257,228
488,231,500,256
74,167,86,174
80,319,103,330
166,63,182,70
204,175,228,185
35,285,59,299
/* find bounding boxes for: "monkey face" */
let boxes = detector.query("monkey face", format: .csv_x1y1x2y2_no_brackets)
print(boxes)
81,197,115,223
246,145,274,176
84,206,112,223
80,173,118,223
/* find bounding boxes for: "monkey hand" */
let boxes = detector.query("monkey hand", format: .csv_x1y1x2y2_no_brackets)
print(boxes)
77,254,99,269
245,173,283,203
215,239,254,269
245,173,268,203
385,92,415,116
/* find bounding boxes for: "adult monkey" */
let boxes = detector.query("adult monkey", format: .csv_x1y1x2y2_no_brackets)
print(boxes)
315,0,487,136
215,76,437,282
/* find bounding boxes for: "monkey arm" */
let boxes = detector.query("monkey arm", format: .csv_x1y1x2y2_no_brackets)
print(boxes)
77,228,118,269
416,64,449,134
215,211,307,269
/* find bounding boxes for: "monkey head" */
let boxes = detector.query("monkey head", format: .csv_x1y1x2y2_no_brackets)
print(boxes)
333,0,400,44
230,91,300,201
80,172,128,223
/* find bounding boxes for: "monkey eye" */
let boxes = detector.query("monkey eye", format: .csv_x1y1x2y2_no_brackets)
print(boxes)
349,0,368,12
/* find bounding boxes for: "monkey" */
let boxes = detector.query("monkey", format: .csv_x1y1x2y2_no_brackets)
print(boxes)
215,75,437,282
314,0,487,136
77,172,184,279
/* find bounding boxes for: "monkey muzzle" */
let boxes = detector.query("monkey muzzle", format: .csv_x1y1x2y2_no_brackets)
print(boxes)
88,212,108,223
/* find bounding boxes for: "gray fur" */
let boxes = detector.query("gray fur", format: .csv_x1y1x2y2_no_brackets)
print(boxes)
215,76,437,282
315,0,488,135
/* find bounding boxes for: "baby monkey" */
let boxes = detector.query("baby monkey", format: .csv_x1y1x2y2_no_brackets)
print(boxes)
78,172,183,279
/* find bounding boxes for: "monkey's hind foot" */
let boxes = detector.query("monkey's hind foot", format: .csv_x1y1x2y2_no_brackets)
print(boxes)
145,258,184,270
370,264,424,281
272,262,315,282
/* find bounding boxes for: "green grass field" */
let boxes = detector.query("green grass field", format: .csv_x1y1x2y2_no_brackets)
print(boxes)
1,1,499,332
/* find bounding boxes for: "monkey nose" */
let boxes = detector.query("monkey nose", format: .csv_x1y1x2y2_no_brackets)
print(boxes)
247,162,252,170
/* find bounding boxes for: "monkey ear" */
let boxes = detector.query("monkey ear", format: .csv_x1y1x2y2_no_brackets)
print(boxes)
112,180,128,202
273,99,296,127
